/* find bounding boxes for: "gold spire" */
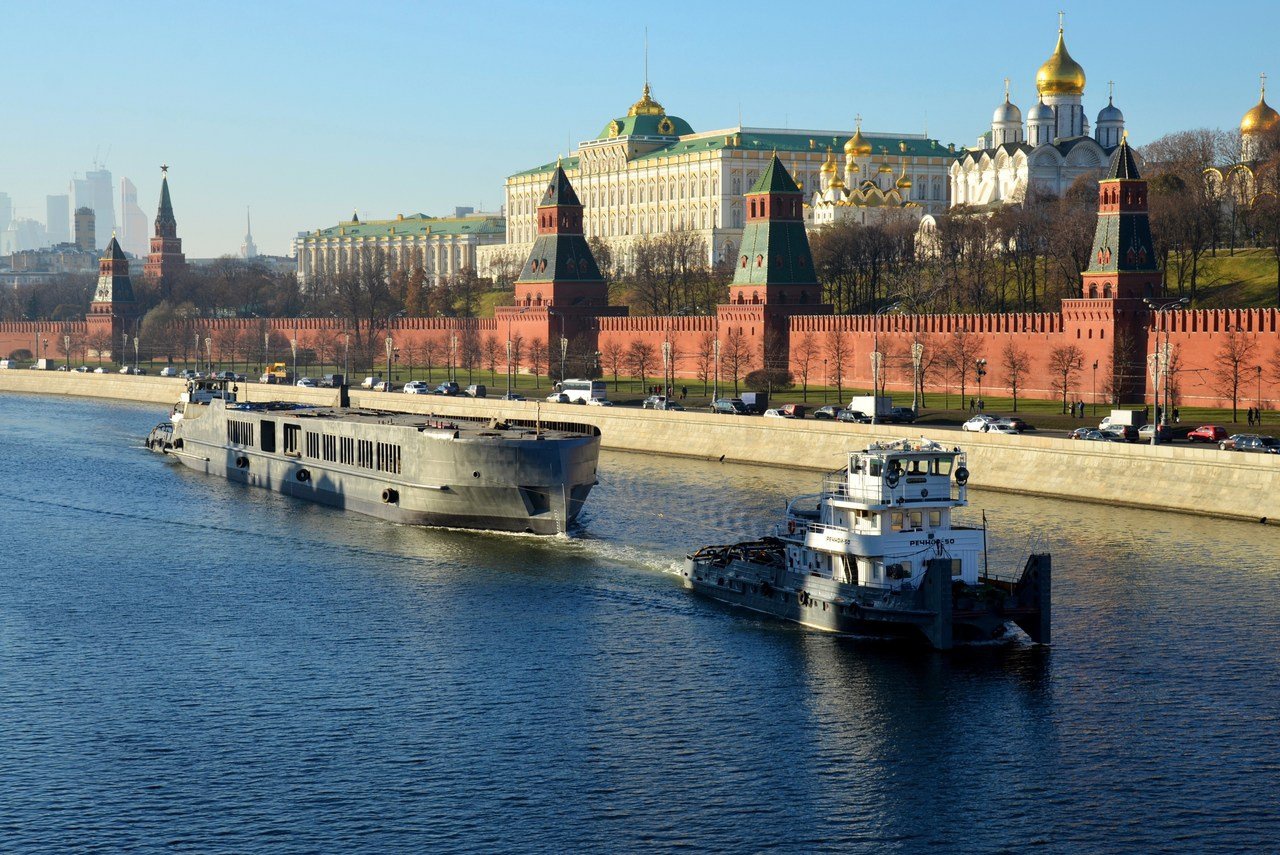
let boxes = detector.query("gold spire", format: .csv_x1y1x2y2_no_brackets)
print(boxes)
1242,72,1280,135
896,160,913,189
820,146,837,174
627,83,665,117
1035,20,1086,96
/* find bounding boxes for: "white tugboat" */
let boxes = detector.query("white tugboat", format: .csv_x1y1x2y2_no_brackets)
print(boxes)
682,439,1050,649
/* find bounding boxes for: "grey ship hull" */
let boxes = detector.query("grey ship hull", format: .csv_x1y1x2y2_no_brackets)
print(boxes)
682,541,1050,649
160,401,599,535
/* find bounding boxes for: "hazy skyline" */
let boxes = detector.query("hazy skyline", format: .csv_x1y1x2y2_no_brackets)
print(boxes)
4,0,1275,258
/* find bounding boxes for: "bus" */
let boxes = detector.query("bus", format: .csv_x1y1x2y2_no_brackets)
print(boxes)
557,378,607,403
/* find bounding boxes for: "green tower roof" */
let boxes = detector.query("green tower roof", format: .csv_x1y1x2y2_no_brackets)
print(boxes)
748,154,802,194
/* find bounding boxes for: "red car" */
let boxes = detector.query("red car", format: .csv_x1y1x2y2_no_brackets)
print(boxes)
1187,425,1228,443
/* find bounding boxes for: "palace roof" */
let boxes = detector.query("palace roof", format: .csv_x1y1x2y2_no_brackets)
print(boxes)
304,214,506,240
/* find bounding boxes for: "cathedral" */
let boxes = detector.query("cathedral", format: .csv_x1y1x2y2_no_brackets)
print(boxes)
809,121,922,226
949,20,1124,207
1204,74,1279,207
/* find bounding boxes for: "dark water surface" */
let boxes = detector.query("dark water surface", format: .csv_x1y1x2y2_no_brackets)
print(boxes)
1,393,1278,853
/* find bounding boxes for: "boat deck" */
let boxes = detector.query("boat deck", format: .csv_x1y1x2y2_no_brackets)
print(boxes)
224,401,599,441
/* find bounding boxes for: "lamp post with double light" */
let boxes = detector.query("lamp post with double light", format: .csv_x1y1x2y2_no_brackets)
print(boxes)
870,302,900,426
1092,360,1098,417
974,358,987,409
1143,297,1188,444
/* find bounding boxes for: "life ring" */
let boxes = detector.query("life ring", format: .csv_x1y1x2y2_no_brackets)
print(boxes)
886,467,901,488
296,469,310,483
235,456,249,469
955,466,970,486
381,488,399,504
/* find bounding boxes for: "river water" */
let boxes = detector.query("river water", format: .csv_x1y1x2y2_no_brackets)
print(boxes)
0,393,1277,853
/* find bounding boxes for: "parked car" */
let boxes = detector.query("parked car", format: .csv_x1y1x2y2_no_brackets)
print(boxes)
403,380,431,394
883,406,918,424
373,380,396,392
710,398,750,415
465,384,487,398
642,395,669,410
295,377,317,387
546,392,571,403
1187,425,1228,443
1069,427,1093,440
91,366,107,373
962,415,997,432
779,403,807,419
118,366,146,375
1083,430,1121,442
837,409,872,424
498,392,526,401
159,366,178,377
985,423,1019,435
318,374,345,388
996,416,1030,432
1237,435,1280,454
74,366,90,373
1137,423,1175,442
359,376,380,389
763,408,788,419
586,397,613,407
434,381,461,396
812,405,842,420
1102,425,1139,442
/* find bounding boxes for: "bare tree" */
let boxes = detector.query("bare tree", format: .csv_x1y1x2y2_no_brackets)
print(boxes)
720,329,754,396
625,340,657,391
482,335,502,382
1000,340,1031,412
943,327,985,408
421,338,441,382
1048,345,1086,414
601,339,625,390
694,331,716,395
1212,328,1258,422
528,337,546,388
825,330,850,402
792,332,820,401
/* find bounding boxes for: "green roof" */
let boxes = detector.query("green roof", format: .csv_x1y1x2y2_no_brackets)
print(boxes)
509,130,953,180
748,155,801,194
595,112,695,140
308,214,506,240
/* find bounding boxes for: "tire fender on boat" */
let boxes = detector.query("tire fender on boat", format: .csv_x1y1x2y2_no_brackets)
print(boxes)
955,466,969,486
381,488,399,504
296,469,310,483
235,456,249,469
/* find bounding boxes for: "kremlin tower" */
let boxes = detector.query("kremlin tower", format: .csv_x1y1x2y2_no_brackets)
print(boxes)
86,237,138,358
144,166,187,287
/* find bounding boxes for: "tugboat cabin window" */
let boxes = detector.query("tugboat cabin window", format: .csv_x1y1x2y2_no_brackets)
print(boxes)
305,431,320,459
260,420,276,453
283,424,301,455
907,511,923,531
890,512,903,532
931,457,953,476
868,460,882,477
929,510,942,528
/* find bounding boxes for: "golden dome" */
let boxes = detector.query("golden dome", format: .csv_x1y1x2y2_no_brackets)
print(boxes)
627,83,665,117
844,124,872,156
820,147,838,174
896,163,913,188
877,163,894,174
1036,28,1086,96
1241,91,1280,135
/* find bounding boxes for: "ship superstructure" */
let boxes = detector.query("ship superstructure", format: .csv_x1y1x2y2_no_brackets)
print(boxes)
682,439,1050,648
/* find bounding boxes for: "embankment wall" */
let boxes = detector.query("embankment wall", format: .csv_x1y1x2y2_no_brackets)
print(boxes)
1,371,1276,525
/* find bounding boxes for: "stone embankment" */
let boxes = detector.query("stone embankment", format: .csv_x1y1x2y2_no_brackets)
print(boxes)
3,371,1277,524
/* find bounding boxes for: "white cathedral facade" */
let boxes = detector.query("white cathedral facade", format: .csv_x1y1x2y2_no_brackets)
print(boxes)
950,23,1124,208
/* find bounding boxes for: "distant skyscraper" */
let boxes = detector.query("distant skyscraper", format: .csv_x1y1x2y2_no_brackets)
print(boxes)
0,192,12,235
69,166,115,250
241,207,258,259
75,207,96,252
2,219,47,254
46,195,70,244
119,178,148,257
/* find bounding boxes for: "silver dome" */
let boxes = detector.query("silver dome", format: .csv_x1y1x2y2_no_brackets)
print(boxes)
1027,99,1054,122
992,98,1023,125
1097,101,1124,124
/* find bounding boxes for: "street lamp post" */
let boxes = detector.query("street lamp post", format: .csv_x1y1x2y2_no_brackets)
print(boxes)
263,331,270,379
449,334,458,384
205,337,213,374
62,334,69,371
870,302,900,426
1092,360,1098,417
911,341,924,413
343,333,350,382
1143,297,1188,445
822,358,828,403
386,311,405,390
121,332,129,369
1258,365,1264,424
133,336,140,372
975,358,987,410
193,331,200,373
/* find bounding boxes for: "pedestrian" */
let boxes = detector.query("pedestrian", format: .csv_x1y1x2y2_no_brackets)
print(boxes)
1173,406,1180,424
681,385,687,400
1248,408,1255,426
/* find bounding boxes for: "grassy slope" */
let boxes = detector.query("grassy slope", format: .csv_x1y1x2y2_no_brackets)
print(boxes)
1180,248,1278,308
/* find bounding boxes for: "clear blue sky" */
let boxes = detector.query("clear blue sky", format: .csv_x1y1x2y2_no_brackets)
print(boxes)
4,0,1275,258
